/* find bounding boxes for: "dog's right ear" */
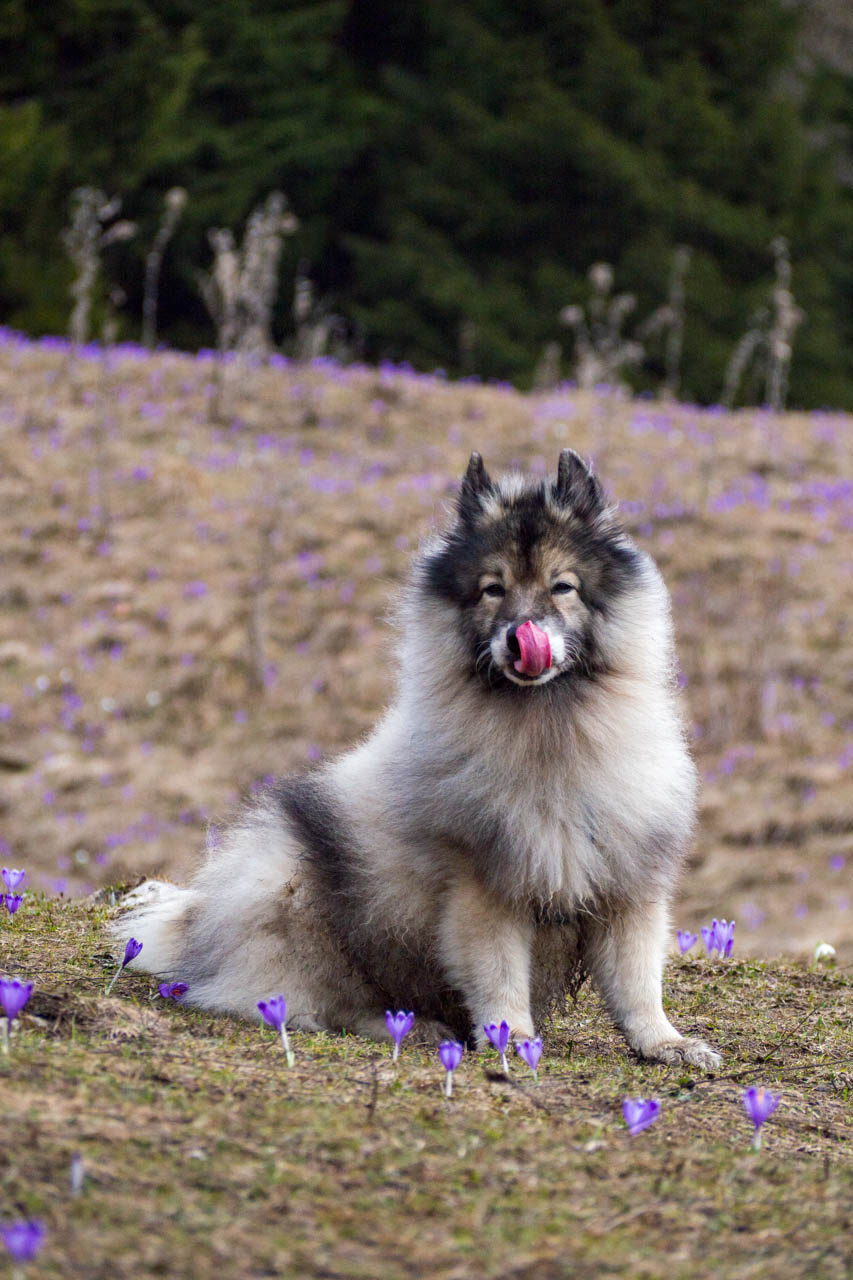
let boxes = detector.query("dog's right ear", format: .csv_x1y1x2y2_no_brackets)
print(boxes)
554,448,606,521
457,451,493,521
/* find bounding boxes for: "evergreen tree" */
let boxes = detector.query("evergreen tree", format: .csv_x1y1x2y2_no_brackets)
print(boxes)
0,0,850,405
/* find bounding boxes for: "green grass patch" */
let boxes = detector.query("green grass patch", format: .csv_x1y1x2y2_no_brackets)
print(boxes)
0,896,849,1277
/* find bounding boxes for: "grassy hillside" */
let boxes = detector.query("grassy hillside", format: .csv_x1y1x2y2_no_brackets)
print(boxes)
0,332,850,1276
0,331,849,960
0,893,849,1278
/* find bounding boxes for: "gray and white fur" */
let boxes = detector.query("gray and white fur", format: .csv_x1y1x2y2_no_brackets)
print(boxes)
113,450,720,1070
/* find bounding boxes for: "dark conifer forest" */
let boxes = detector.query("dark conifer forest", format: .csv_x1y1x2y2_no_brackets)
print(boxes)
1,0,852,405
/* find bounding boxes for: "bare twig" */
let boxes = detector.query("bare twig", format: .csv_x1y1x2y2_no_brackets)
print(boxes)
62,188,136,350
142,187,187,350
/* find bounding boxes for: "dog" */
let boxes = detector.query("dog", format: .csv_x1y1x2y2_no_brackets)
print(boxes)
114,450,721,1070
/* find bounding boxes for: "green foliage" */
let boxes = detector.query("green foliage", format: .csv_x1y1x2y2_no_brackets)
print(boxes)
0,0,852,404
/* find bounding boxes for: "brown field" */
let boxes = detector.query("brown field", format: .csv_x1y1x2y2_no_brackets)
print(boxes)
0,333,849,960
0,334,850,1279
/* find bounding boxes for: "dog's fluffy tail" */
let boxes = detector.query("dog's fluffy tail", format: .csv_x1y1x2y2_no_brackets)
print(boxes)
109,880,192,977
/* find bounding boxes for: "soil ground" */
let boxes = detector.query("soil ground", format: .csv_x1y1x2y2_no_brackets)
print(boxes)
0,334,849,960
0,894,849,1279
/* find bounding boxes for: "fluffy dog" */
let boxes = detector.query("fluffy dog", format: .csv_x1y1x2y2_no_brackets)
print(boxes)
114,450,720,1070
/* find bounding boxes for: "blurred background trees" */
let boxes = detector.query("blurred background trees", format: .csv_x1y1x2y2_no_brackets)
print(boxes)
0,0,852,406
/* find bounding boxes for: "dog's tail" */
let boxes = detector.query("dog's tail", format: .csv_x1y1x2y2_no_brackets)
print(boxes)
109,880,192,977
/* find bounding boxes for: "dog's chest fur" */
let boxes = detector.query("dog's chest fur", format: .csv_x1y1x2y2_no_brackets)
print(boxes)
371,675,691,913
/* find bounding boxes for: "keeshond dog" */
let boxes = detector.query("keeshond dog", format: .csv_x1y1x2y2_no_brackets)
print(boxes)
114,450,720,1070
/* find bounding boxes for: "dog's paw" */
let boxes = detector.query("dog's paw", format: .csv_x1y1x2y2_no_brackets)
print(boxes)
411,1019,460,1047
118,879,177,911
640,1036,722,1072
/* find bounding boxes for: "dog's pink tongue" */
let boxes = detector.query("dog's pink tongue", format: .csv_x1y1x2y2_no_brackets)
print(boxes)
514,620,551,676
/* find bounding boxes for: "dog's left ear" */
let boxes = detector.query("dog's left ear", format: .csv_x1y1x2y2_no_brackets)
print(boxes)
457,451,493,521
554,449,606,520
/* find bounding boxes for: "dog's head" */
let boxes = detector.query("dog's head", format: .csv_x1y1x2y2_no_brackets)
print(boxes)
419,451,647,691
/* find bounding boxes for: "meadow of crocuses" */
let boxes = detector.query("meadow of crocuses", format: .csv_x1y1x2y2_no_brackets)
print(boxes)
1,892,850,1278
0,328,848,960
0,331,850,1275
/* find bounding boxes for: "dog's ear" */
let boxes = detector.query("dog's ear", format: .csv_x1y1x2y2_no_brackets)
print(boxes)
554,449,606,520
457,451,493,521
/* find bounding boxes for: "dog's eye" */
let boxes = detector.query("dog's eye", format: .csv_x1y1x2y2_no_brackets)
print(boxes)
552,581,576,595
481,583,505,599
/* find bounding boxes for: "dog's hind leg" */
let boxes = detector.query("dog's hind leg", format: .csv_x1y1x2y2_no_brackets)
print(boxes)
586,899,722,1071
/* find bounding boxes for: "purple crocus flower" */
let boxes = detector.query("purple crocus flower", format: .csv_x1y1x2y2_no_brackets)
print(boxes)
715,919,735,957
257,993,286,1031
1,868,25,892
438,1040,464,1096
743,1086,780,1150
702,918,735,958
622,1097,661,1135
258,994,294,1066
677,929,697,954
5,894,23,916
483,1020,511,1072
1,1219,44,1263
158,982,188,1001
0,978,33,1054
516,1037,543,1079
385,1010,415,1061
105,937,143,995
0,979,32,1022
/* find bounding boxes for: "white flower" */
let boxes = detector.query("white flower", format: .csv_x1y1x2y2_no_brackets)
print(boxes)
813,942,836,963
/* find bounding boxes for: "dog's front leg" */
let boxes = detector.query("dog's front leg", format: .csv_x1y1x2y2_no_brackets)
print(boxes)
438,875,535,1047
587,899,722,1071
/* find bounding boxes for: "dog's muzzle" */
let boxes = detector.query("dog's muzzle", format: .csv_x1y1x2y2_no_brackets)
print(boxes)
506,620,552,677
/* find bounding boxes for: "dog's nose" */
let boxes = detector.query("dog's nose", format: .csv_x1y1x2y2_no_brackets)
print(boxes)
506,624,521,659
510,620,552,676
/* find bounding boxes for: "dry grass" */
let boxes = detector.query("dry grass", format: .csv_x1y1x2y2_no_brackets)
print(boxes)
0,340,850,1275
0,894,850,1279
0,336,849,961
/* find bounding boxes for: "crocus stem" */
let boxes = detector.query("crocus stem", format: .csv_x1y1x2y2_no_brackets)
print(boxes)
392,1043,400,1063
752,1130,762,1152
500,1052,508,1073
105,966,121,996
279,1025,295,1068
445,1073,453,1098
1,1019,8,1055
